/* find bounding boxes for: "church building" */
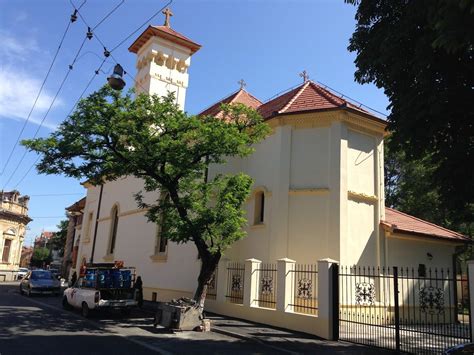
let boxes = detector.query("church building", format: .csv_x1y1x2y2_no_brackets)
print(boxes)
73,9,469,307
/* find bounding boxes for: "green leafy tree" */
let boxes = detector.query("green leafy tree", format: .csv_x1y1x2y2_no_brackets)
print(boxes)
30,247,51,268
51,219,69,257
22,86,270,308
346,0,474,225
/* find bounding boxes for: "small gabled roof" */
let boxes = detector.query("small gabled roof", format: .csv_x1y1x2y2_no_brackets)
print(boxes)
382,207,470,243
258,81,383,123
66,197,86,213
199,89,263,118
128,25,201,54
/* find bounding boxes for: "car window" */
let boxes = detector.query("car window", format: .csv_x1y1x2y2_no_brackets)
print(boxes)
31,271,54,280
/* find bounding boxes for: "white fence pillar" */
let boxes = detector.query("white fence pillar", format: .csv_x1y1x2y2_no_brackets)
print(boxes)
468,261,474,342
244,258,261,307
277,258,296,312
318,258,339,340
216,258,229,303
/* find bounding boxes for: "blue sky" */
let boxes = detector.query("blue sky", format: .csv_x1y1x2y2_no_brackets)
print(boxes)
0,0,389,246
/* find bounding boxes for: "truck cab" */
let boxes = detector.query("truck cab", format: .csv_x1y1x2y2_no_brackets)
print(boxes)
63,263,138,317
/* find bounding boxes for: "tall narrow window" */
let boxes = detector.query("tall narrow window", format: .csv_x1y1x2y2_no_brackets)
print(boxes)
2,239,12,263
254,191,265,224
109,206,119,255
85,212,93,241
155,194,169,254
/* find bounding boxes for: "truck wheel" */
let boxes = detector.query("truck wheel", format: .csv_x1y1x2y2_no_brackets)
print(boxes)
62,296,72,310
81,302,90,318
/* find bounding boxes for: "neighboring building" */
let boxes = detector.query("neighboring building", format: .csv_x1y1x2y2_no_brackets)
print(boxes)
75,10,470,307
20,246,33,268
0,190,32,281
62,197,85,279
32,230,63,271
34,231,54,249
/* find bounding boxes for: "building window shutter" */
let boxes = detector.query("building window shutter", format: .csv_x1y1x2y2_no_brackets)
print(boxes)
2,239,12,263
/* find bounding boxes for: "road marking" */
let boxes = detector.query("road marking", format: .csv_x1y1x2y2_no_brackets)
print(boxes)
19,294,172,355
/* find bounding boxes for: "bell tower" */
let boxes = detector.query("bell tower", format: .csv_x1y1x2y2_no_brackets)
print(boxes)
128,8,201,110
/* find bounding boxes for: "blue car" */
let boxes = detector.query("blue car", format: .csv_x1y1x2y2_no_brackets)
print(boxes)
19,270,61,296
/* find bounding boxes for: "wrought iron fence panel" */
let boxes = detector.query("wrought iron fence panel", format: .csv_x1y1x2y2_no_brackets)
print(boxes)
225,262,244,304
254,263,277,309
338,265,471,354
288,264,318,315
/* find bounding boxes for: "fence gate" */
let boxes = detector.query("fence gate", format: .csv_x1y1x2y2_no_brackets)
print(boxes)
338,266,471,354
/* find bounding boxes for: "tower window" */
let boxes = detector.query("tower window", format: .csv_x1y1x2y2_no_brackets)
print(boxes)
254,191,265,224
108,205,119,255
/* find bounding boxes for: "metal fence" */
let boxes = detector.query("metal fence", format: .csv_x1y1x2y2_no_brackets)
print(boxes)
288,264,318,315
339,265,471,354
207,269,217,300
226,262,245,304
254,263,277,309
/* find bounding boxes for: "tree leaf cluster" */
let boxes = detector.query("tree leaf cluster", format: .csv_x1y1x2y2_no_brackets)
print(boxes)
346,0,474,225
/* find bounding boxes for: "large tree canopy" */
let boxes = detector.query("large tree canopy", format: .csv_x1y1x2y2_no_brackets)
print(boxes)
346,0,474,224
22,86,270,307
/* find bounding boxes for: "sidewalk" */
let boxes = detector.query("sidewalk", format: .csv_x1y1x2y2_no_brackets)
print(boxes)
206,313,394,354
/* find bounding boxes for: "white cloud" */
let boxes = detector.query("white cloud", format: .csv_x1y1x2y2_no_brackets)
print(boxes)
0,31,61,131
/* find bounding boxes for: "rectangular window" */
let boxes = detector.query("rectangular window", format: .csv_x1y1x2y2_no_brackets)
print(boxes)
254,191,265,224
85,212,93,241
2,239,12,263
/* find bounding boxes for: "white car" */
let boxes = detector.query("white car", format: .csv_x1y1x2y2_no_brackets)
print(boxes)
16,268,29,280
62,277,138,317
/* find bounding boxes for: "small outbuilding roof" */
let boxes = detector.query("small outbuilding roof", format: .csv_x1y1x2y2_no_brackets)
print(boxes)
199,89,262,118
382,207,470,243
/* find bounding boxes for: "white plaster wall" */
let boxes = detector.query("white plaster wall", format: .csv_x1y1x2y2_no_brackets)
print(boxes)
387,236,455,270
347,129,376,196
290,127,330,189
288,194,331,263
343,199,377,266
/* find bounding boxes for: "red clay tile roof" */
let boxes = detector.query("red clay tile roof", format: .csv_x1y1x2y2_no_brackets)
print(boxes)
199,89,263,117
382,207,470,242
258,81,371,120
128,25,201,54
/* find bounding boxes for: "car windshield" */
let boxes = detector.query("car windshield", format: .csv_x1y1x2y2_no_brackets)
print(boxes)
31,271,54,280
19,268,28,272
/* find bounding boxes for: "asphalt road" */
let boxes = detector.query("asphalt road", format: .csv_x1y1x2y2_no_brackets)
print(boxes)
0,282,294,355
0,282,159,355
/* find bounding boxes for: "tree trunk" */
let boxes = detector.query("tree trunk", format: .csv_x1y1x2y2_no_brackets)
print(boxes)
193,252,221,311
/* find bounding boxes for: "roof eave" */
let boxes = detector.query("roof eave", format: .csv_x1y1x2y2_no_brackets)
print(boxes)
390,227,471,244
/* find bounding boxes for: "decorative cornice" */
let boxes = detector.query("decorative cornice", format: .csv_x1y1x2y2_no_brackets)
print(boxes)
348,190,378,203
289,188,329,196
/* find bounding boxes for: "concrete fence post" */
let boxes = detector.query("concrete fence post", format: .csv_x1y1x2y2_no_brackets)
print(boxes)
277,258,296,312
216,258,229,303
468,261,474,341
244,258,261,307
318,258,339,340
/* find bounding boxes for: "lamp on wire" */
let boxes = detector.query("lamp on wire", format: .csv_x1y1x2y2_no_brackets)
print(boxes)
107,64,126,90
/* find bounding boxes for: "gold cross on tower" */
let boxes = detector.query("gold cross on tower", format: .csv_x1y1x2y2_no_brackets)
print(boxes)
238,79,246,90
299,70,309,82
162,8,173,27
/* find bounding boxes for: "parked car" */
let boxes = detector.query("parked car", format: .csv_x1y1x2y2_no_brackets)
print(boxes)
62,264,138,317
19,270,61,296
444,343,474,354
16,268,29,280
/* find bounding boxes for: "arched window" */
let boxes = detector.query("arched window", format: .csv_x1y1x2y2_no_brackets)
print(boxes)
254,191,265,224
108,205,119,255
155,194,169,255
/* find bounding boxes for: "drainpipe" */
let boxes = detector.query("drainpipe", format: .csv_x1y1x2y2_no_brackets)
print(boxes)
90,184,104,265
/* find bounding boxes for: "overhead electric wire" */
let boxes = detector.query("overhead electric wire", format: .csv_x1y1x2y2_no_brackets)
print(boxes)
5,1,125,190
0,6,80,176
12,59,107,190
